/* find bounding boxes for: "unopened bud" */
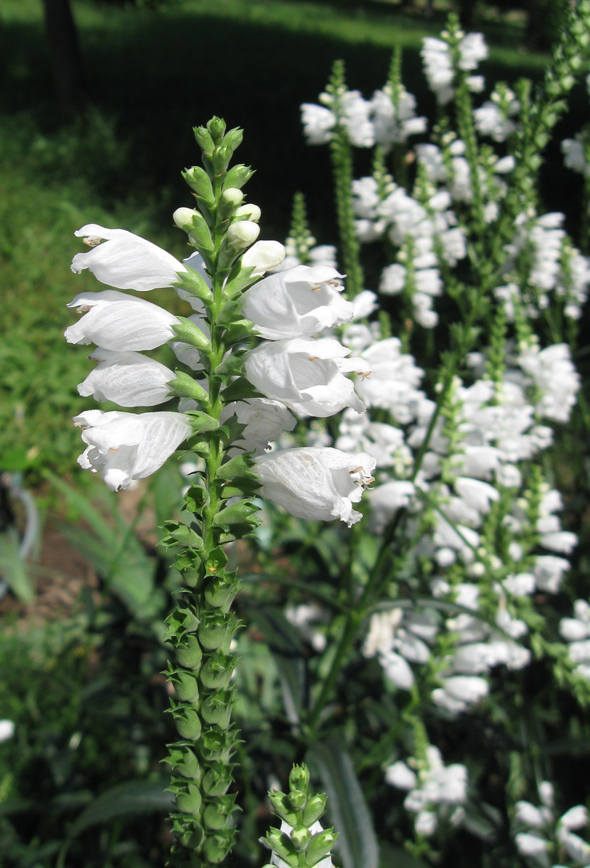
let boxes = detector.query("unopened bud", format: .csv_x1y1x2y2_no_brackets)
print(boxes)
289,764,310,792
173,207,198,231
222,187,244,206
302,793,328,826
176,783,202,815
305,830,337,866
290,826,311,850
242,240,285,275
236,203,261,222
289,789,307,810
174,707,202,741
207,116,226,142
174,671,199,703
226,220,260,249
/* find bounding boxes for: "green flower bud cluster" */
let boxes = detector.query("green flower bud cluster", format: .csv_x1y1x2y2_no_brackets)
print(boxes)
285,192,316,265
261,764,337,868
160,117,269,867
325,60,364,298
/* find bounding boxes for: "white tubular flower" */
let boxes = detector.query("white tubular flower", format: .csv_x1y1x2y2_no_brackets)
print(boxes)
77,348,175,407
74,409,192,491
220,398,296,455
385,761,418,791
515,833,550,864
244,337,369,417
65,290,179,351
71,224,187,291
241,265,353,339
380,650,415,689
254,447,376,526
432,675,488,714
241,240,286,276
300,102,335,145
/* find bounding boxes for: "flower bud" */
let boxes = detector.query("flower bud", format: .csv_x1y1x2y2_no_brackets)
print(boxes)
180,822,205,850
288,789,307,810
199,652,234,689
221,127,244,152
174,707,202,740
194,125,215,155
221,188,245,208
203,834,232,865
200,690,234,727
202,765,231,797
203,794,236,830
173,207,198,231
207,116,226,142
204,575,239,609
289,764,309,791
198,612,237,650
235,203,261,222
226,220,260,249
290,826,311,850
174,671,200,703
265,829,298,865
176,783,202,815
268,791,299,825
182,166,214,204
241,240,285,276
213,145,234,174
305,830,337,866
302,793,328,826
174,747,202,782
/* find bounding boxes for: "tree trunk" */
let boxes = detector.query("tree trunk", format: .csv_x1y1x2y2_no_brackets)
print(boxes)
41,0,87,115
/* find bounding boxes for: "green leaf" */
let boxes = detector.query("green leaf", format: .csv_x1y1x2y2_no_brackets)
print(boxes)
307,740,379,868
67,779,175,838
217,453,252,480
0,528,35,604
221,376,261,403
245,604,308,723
378,843,429,868
213,499,259,531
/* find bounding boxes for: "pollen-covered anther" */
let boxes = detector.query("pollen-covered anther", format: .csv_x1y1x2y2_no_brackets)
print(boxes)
83,236,103,248
308,356,319,361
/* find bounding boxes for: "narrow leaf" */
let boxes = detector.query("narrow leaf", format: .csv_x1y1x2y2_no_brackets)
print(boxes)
68,779,175,838
307,740,379,868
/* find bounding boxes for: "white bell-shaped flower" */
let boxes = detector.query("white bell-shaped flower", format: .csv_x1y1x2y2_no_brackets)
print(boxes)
71,224,187,291
65,290,179,351
74,409,192,491
244,337,369,417
254,447,376,526
78,349,175,407
241,265,353,340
